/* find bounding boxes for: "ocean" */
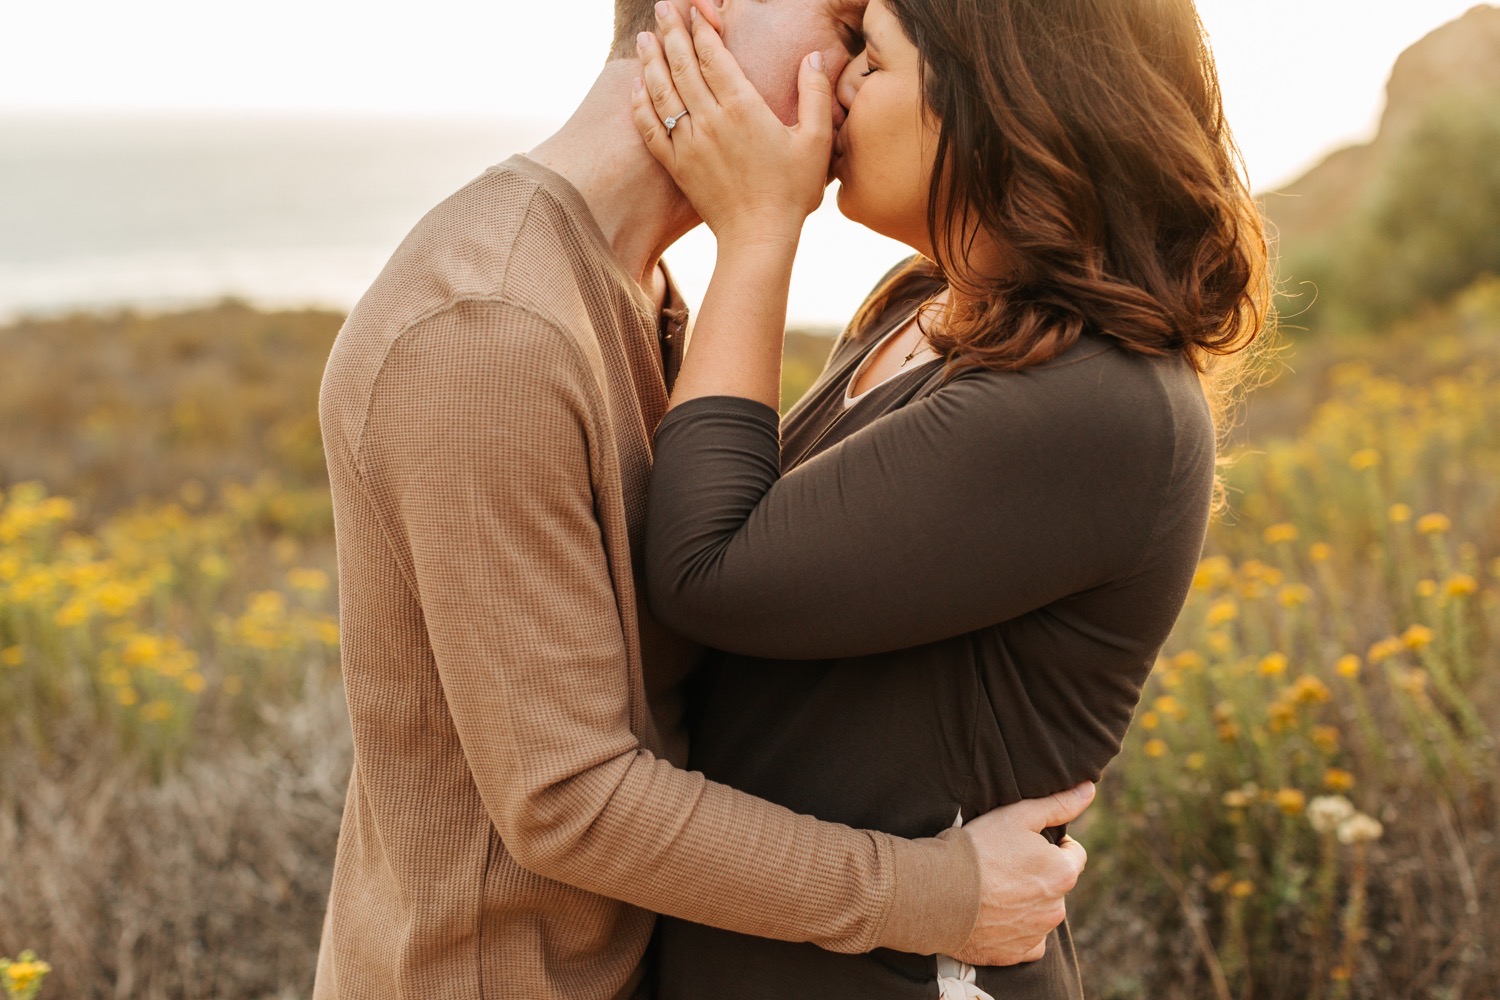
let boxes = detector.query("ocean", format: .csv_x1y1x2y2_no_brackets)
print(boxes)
0,112,910,330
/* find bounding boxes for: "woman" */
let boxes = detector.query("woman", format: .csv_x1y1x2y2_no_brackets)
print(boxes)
629,0,1268,995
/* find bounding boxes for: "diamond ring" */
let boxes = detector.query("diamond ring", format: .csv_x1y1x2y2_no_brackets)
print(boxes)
664,109,690,135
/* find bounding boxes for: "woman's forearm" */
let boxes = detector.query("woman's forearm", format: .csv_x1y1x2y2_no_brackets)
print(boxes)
667,231,801,413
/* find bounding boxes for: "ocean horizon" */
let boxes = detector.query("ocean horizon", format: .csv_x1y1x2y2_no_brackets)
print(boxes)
0,111,910,331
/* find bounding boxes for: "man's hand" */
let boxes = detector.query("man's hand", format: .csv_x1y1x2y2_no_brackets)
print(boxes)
950,781,1094,966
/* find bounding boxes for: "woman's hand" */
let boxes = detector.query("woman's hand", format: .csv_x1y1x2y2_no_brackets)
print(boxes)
631,0,835,249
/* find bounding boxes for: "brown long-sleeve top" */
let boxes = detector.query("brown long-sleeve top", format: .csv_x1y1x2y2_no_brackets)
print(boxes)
312,157,982,1000
643,272,1217,998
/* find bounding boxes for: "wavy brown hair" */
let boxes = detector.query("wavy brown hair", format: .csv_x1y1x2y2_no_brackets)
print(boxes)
852,0,1273,467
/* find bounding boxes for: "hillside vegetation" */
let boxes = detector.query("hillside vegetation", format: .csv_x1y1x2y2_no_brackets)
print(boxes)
1,276,1496,998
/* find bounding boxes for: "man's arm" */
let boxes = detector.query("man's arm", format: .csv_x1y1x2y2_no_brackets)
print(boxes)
356,301,1085,963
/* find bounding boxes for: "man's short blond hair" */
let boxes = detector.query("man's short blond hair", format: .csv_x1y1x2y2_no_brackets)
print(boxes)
610,0,659,58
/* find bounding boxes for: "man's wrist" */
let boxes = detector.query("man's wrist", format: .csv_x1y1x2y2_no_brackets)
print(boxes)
875,827,983,955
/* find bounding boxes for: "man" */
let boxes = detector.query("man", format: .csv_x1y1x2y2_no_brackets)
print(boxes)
313,0,1094,996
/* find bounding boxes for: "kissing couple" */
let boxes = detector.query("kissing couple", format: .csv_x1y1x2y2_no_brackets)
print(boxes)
312,0,1267,996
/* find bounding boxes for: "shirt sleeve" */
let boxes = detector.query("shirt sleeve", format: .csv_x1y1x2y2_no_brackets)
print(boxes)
356,300,981,957
644,353,1184,660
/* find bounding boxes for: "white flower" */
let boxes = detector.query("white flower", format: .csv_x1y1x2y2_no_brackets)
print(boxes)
1337,813,1384,845
1308,795,1356,835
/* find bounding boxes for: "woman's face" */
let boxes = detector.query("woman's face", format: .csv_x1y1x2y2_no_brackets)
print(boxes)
831,0,940,256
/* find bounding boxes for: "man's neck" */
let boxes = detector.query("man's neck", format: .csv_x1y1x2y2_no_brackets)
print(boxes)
528,60,702,309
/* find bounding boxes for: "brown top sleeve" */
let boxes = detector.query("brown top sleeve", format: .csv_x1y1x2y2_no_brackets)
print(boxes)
643,346,1196,659
355,299,981,957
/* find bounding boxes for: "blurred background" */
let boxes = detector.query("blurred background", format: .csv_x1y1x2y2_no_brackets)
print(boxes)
1,2,1497,998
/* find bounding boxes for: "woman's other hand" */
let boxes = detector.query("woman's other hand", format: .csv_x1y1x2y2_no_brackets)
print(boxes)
631,0,835,247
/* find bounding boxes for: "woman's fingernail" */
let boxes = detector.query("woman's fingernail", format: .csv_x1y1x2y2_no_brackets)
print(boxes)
632,77,643,94
637,31,651,50
655,1,670,19
689,5,698,22
810,51,824,71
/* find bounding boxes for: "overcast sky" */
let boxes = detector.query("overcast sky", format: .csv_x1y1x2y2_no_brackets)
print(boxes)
3,1,1492,190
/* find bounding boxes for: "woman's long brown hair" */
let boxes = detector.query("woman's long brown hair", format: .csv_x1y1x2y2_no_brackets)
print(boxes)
852,0,1273,487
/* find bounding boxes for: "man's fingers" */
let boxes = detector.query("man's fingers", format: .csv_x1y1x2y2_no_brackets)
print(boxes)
654,1,715,112
795,51,835,146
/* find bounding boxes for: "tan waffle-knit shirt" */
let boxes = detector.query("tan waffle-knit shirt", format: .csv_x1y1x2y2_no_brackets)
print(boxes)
312,154,981,999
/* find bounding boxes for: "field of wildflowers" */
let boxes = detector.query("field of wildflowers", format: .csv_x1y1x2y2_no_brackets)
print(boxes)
1075,281,1500,998
1,283,1497,997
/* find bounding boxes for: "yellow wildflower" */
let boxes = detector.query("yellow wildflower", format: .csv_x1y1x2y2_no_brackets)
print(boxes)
1268,700,1298,733
1444,573,1478,598
1207,631,1233,655
1263,523,1298,545
1291,676,1332,705
1209,871,1234,892
288,567,331,593
1186,752,1207,771
183,672,207,694
1416,513,1451,535
1401,624,1435,651
1275,788,1307,816
1143,738,1168,759
1415,579,1438,599
141,700,173,723
1387,503,1412,525
1229,880,1255,899
1172,650,1205,672
1153,695,1186,721
2,953,52,992
1139,711,1160,731
1258,652,1289,677
1335,654,1363,679
0,646,23,668
53,600,90,629
116,688,139,707
1367,638,1403,664
1348,449,1381,471
1309,542,1333,563
316,619,342,646
1323,768,1356,792
1278,584,1313,609
1206,598,1239,627
1192,556,1233,591
1221,789,1251,809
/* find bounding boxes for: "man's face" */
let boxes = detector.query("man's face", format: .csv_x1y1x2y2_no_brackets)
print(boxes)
717,0,866,128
